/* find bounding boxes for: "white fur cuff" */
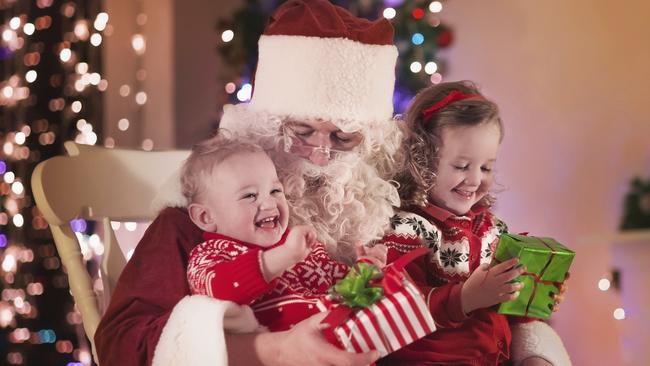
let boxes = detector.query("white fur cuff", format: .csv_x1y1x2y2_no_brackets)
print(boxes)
510,321,572,366
152,296,259,366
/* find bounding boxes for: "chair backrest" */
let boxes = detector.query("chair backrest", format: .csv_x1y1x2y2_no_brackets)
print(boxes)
31,141,189,363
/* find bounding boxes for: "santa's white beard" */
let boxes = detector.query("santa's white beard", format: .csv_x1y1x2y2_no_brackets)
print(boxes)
273,150,399,264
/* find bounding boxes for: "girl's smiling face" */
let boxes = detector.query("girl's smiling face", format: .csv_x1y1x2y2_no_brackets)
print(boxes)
429,120,501,215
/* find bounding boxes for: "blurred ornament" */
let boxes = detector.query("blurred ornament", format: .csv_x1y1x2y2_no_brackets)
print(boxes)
436,26,453,48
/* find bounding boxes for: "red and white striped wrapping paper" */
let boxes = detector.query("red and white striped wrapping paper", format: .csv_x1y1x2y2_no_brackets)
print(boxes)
324,279,436,357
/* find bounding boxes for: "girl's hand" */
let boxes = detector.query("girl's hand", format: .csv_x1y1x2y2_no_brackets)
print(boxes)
356,244,388,268
461,258,525,314
270,312,380,366
552,272,570,312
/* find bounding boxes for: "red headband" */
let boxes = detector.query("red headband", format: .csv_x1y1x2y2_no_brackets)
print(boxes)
421,90,482,122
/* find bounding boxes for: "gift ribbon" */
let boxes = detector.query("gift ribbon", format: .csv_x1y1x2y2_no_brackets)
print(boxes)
321,247,429,348
500,235,564,317
331,262,384,308
520,237,563,317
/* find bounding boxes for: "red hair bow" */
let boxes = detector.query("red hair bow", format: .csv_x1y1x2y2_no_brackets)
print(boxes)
421,90,481,122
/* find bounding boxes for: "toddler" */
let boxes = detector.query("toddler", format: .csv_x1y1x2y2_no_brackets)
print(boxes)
379,81,564,366
183,131,386,332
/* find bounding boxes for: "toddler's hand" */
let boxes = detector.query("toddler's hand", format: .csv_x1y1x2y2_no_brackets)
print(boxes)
261,225,316,281
461,258,524,314
284,225,317,263
356,244,387,268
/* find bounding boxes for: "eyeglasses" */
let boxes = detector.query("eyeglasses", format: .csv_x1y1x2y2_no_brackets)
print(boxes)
282,122,363,166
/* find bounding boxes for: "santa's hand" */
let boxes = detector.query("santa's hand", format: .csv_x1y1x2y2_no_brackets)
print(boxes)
270,312,380,366
461,258,525,314
356,244,388,268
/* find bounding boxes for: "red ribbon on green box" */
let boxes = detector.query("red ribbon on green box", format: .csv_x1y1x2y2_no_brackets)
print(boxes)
493,233,575,319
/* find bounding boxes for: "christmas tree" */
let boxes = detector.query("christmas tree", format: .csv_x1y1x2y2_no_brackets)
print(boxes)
1,1,104,364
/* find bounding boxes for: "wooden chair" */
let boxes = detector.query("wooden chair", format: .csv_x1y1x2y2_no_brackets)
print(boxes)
31,141,189,363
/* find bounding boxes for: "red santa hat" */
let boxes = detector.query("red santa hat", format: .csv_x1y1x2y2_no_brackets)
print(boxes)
247,0,398,132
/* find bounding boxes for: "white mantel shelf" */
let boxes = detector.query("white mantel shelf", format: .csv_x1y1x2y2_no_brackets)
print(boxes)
612,229,650,243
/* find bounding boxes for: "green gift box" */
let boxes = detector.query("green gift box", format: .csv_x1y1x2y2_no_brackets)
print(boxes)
493,233,575,319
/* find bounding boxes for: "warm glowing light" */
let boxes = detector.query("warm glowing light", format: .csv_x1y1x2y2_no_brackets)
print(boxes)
221,30,234,43
2,29,15,42
25,70,37,83
11,182,24,195
4,171,15,184
71,101,82,113
10,17,21,30
23,23,35,36
98,79,108,91
598,278,611,291
90,33,102,46
119,84,131,97
132,34,146,54
74,20,90,40
236,83,252,102
89,73,101,85
104,137,115,148
13,214,24,227
424,61,438,74
76,62,89,74
142,139,154,151
76,119,87,131
613,308,626,320
2,254,17,272
59,48,72,62
225,82,236,94
94,12,109,31
135,91,147,105
409,61,422,73
118,119,130,131
110,221,121,230
124,222,137,231
14,132,26,145
429,1,443,13
136,13,148,26
430,72,443,84
2,86,13,98
383,8,396,19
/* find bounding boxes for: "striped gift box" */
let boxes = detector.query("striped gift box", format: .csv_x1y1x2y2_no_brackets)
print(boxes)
324,279,436,356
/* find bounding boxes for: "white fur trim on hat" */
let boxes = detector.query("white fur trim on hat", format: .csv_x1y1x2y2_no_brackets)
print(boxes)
250,35,398,132
152,296,260,366
510,321,572,366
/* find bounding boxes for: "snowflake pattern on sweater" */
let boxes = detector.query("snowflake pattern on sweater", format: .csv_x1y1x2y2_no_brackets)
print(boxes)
387,209,504,281
187,233,349,331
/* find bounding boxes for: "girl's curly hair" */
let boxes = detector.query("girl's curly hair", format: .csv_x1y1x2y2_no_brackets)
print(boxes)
395,80,503,208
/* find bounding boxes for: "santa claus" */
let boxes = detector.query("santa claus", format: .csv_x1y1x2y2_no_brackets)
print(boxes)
94,1,570,365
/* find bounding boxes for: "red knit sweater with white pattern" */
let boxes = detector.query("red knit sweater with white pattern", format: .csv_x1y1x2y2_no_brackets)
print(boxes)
378,203,515,366
186,230,349,331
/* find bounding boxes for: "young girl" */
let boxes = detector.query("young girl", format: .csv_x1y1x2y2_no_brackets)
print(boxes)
183,131,386,332
378,81,567,366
